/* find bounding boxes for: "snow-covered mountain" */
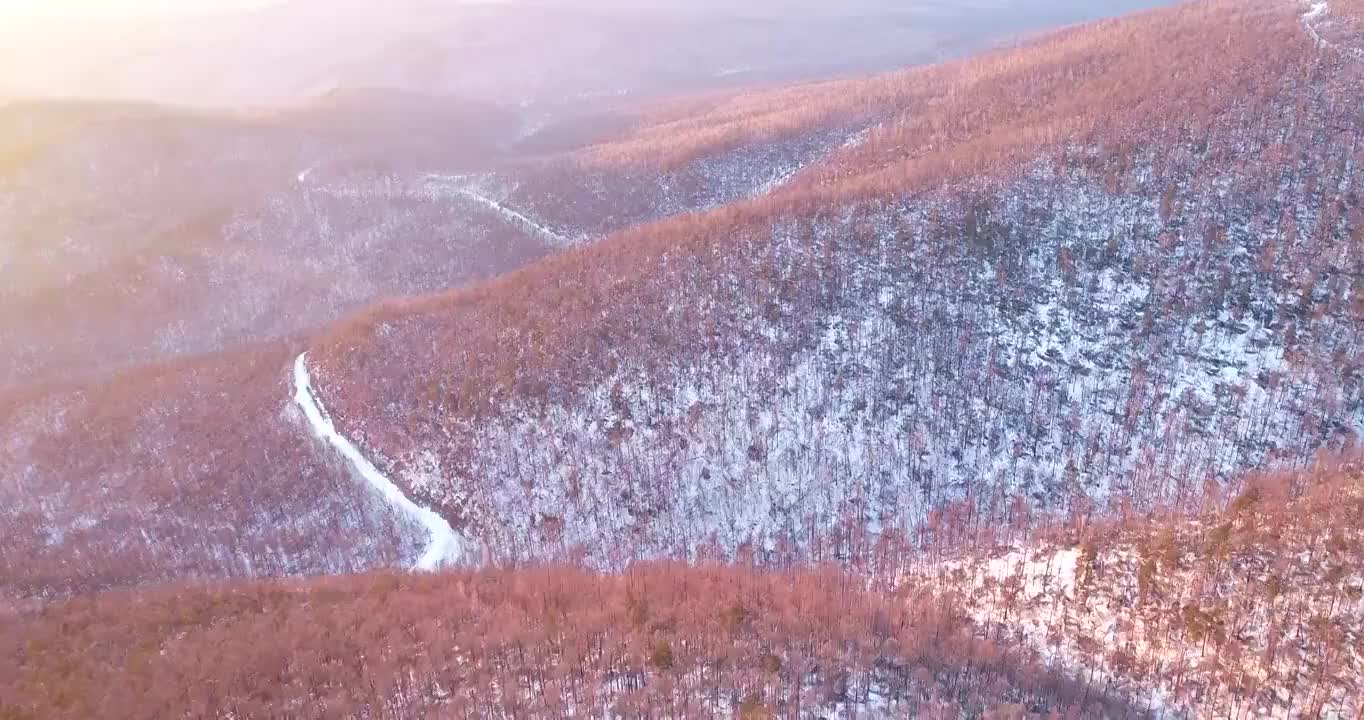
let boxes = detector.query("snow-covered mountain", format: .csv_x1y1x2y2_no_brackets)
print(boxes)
3,2,1364,717
303,0,1364,568
0,86,892,598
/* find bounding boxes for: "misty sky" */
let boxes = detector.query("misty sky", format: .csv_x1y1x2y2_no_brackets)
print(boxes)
0,0,1178,108
0,0,276,19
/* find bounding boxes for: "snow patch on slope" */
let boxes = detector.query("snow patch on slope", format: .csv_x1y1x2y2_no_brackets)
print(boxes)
928,533,1364,719
1300,0,1364,57
1302,1,1332,46
932,546,1181,715
752,127,874,197
292,353,468,571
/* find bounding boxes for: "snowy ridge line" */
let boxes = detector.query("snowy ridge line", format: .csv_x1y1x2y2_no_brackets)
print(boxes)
292,353,466,571
454,188,573,247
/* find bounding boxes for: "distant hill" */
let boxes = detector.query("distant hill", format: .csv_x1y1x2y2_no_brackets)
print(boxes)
0,93,537,390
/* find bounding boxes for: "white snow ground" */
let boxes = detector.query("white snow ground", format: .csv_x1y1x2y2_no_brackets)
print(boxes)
292,353,468,571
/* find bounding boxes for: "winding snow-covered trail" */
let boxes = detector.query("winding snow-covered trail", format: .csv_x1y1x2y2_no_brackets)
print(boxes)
292,353,466,571
415,172,573,247
1303,1,1333,46
454,188,573,247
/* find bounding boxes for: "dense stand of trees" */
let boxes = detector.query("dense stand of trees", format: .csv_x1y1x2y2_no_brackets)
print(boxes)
502,126,855,243
556,0,1313,186
458,0,1334,258
0,561,1144,719
914,456,1364,718
3,459,1358,719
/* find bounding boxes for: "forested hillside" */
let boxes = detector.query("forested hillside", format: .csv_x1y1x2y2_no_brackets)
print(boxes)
0,343,427,600
4,459,1358,718
307,0,1364,567
0,562,1148,719
916,456,1364,718
0,90,894,598
4,2,1364,716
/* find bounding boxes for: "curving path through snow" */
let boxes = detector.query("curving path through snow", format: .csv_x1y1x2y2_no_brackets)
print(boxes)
453,188,573,248
292,353,466,571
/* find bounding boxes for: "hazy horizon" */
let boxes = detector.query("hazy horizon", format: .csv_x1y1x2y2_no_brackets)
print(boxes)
0,0,1178,110
0,0,279,20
